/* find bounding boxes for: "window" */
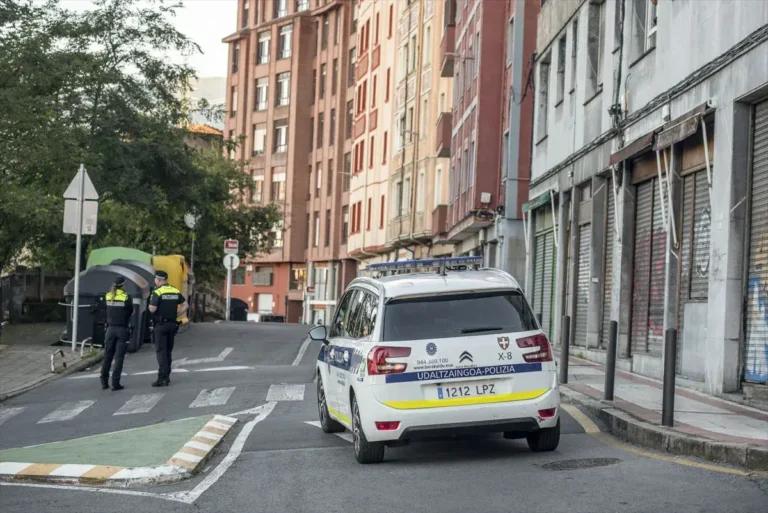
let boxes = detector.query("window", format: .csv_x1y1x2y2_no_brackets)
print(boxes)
388,5,394,38
320,64,327,99
274,0,287,18
341,206,349,244
241,0,249,28
346,100,354,139
276,72,290,106
356,201,362,232
454,70,460,107
252,173,264,203
475,32,480,77
316,164,322,197
351,0,358,33
369,136,375,168
309,117,314,152
257,31,270,64
334,9,340,44
631,0,657,60
230,87,238,117
366,197,372,231
371,76,377,108
321,14,329,49
327,159,333,195
407,106,414,141
332,59,338,95
385,68,391,102
536,52,550,141
330,109,336,144
395,181,403,217
228,129,235,159
570,20,578,92
421,98,428,136
587,0,605,96
434,167,442,205
252,123,266,156
348,48,356,86
254,77,268,111
379,195,385,228
382,291,536,342
311,70,316,104
330,289,355,338
289,265,306,290
296,0,308,11
506,18,514,66
271,167,286,202
469,141,475,186
272,222,284,248
408,36,417,73
278,24,292,59
396,114,405,150
232,42,240,73
422,26,431,65
325,209,331,247
417,169,425,212
382,131,388,164
233,267,246,285
251,266,274,286
343,152,351,192
306,213,310,248
463,148,468,191
556,35,566,105
317,112,324,147
308,165,313,198
313,212,320,247
274,119,288,153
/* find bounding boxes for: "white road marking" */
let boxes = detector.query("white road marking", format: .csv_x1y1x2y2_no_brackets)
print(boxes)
292,337,313,366
114,393,164,416
184,440,214,452
195,430,222,441
48,464,96,477
194,365,252,372
304,421,353,443
266,384,305,401
38,400,95,424
228,403,271,416
131,369,190,376
190,387,236,408
0,406,25,426
173,347,233,367
0,482,180,502
0,462,32,475
173,451,202,463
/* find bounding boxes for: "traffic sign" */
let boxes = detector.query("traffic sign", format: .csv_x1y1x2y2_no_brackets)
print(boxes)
63,167,99,200
224,239,239,254
63,199,98,235
184,212,200,230
222,254,241,270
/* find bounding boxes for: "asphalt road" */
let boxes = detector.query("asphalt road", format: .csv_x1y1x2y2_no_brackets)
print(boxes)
1,322,766,513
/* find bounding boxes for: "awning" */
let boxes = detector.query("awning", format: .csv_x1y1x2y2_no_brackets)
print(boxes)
653,114,701,151
609,132,655,165
522,190,551,213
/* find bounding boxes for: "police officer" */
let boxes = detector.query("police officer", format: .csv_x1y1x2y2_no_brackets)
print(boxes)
148,270,188,387
101,277,134,391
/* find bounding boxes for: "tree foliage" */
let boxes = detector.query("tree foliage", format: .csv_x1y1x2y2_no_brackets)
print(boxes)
0,0,280,284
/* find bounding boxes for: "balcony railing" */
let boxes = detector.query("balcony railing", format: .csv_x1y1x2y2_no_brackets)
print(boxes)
440,25,456,78
432,204,448,235
354,115,366,139
435,112,452,158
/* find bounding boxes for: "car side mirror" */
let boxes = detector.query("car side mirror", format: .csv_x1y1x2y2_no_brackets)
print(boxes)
309,325,328,344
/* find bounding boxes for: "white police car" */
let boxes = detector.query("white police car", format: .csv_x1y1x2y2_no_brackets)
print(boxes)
309,257,560,464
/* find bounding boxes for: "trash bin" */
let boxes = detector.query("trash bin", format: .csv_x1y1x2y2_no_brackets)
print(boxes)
87,247,152,269
230,298,249,321
112,259,155,344
63,265,151,353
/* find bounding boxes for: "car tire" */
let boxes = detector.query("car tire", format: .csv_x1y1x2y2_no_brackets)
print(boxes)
351,396,385,464
526,419,561,452
317,375,345,434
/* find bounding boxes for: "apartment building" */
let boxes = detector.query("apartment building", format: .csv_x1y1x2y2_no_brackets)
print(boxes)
527,0,768,395
223,0,357,324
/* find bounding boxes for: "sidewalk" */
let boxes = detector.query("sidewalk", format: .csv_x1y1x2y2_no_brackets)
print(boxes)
0,323,103,401
559,354,768,471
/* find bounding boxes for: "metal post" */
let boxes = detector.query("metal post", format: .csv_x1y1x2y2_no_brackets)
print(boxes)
662,328,677,427
604,320,618,400
190,231,196,274
559,315,570,384
71,164,86,352
225,260,232,322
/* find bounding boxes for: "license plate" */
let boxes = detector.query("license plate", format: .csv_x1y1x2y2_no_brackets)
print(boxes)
437,382,497,399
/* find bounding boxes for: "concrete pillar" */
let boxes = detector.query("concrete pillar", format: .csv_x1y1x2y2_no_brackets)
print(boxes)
501,219,527,281
524,214,535,297
553,190,571,347
568,188,580,346
705,103,749,394
587,175,607,349
614,164,636,359
304,261,315,324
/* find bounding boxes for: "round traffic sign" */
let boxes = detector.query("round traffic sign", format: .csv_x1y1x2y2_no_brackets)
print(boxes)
184,212,200,230
222,254,241,270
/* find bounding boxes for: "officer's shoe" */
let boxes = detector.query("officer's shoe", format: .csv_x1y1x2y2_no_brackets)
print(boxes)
165,379,171,386
151,379,167,387
111,384,124,391
101,380,109,390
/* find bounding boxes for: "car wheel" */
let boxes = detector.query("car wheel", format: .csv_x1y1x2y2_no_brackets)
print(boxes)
351,396,385,464
526,419,561,452
317,375,344,433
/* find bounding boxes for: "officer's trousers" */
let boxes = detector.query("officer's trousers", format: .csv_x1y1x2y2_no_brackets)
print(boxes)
101,326,128,386
154,322,176,382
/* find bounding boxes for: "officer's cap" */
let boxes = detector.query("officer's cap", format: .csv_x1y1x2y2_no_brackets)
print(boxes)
113,276,126,286
155,270,169,280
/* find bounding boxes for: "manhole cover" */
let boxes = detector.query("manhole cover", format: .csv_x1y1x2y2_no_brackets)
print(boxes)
542,458,621,471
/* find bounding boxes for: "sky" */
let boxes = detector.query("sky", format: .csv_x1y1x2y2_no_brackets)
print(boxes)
60,0,237,77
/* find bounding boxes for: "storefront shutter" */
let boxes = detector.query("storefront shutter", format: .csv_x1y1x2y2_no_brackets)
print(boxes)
574,224,591,346
602,178,615,348
631,180,654,355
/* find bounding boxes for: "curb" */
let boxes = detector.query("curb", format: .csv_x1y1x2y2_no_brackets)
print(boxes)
560,386,768,472
0,415,238,487
0,350,105,403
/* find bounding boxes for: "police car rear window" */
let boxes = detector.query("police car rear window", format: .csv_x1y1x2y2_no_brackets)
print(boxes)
381,290,537,342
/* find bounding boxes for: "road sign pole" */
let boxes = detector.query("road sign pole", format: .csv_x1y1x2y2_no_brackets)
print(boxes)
190,231,196,274
225,261,232,322
71,164,86,351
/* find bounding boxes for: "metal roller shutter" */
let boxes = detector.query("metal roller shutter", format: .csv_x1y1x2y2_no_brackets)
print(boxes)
677,173,695,371
533,233,546,311
690,171,711,299
745,99,768,384
631,180,654,355
647,178,667,355
602,179,615,348
542,231,555,339
574,224,591,346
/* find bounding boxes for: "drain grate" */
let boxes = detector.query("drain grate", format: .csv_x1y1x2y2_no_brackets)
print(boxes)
542,458,622,471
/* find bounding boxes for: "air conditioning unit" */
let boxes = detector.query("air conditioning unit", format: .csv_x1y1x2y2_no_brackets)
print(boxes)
480,192,491,204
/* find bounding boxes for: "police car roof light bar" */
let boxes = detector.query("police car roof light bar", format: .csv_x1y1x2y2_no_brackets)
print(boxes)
366,256,483,276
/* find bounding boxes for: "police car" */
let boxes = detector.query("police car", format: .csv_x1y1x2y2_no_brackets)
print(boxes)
309,256,560,464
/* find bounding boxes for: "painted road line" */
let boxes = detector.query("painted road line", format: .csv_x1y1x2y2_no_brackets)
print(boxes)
48,464,96,477
266,384,305,401
167,415,238,471
0,462,32,475
173,347,233,367
131,369,189,376
38,400,95,424
292,337,313,366
114,394,164,416
0,407,25,426
305,421,353,443
561,404,601,434
190,387,236,408
184,440,214,452
194,365,253,372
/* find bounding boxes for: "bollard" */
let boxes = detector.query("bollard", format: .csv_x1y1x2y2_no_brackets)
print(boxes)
536,313,543,327
559,316,570,384
604,320,618,401
662,328,677,427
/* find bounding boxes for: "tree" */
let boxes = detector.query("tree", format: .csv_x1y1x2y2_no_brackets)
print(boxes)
0,0,280,284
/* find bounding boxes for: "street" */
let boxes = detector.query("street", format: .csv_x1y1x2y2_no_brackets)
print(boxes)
0,322,765,513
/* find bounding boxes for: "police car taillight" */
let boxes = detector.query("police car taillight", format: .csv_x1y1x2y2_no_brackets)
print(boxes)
367,346,411,375
516,334,552,362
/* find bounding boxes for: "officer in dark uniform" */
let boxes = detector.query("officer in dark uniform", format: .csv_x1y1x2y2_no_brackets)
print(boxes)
148,270,188,387
101,277,134,391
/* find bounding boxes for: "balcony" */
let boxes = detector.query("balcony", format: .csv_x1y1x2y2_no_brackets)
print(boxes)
440,26,455,78
356,52,369,82
432,205,448,235
372,46,381,71
435,112,452,158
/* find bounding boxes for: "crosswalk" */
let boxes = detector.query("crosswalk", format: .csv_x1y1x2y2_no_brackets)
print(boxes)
0,384,306,428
